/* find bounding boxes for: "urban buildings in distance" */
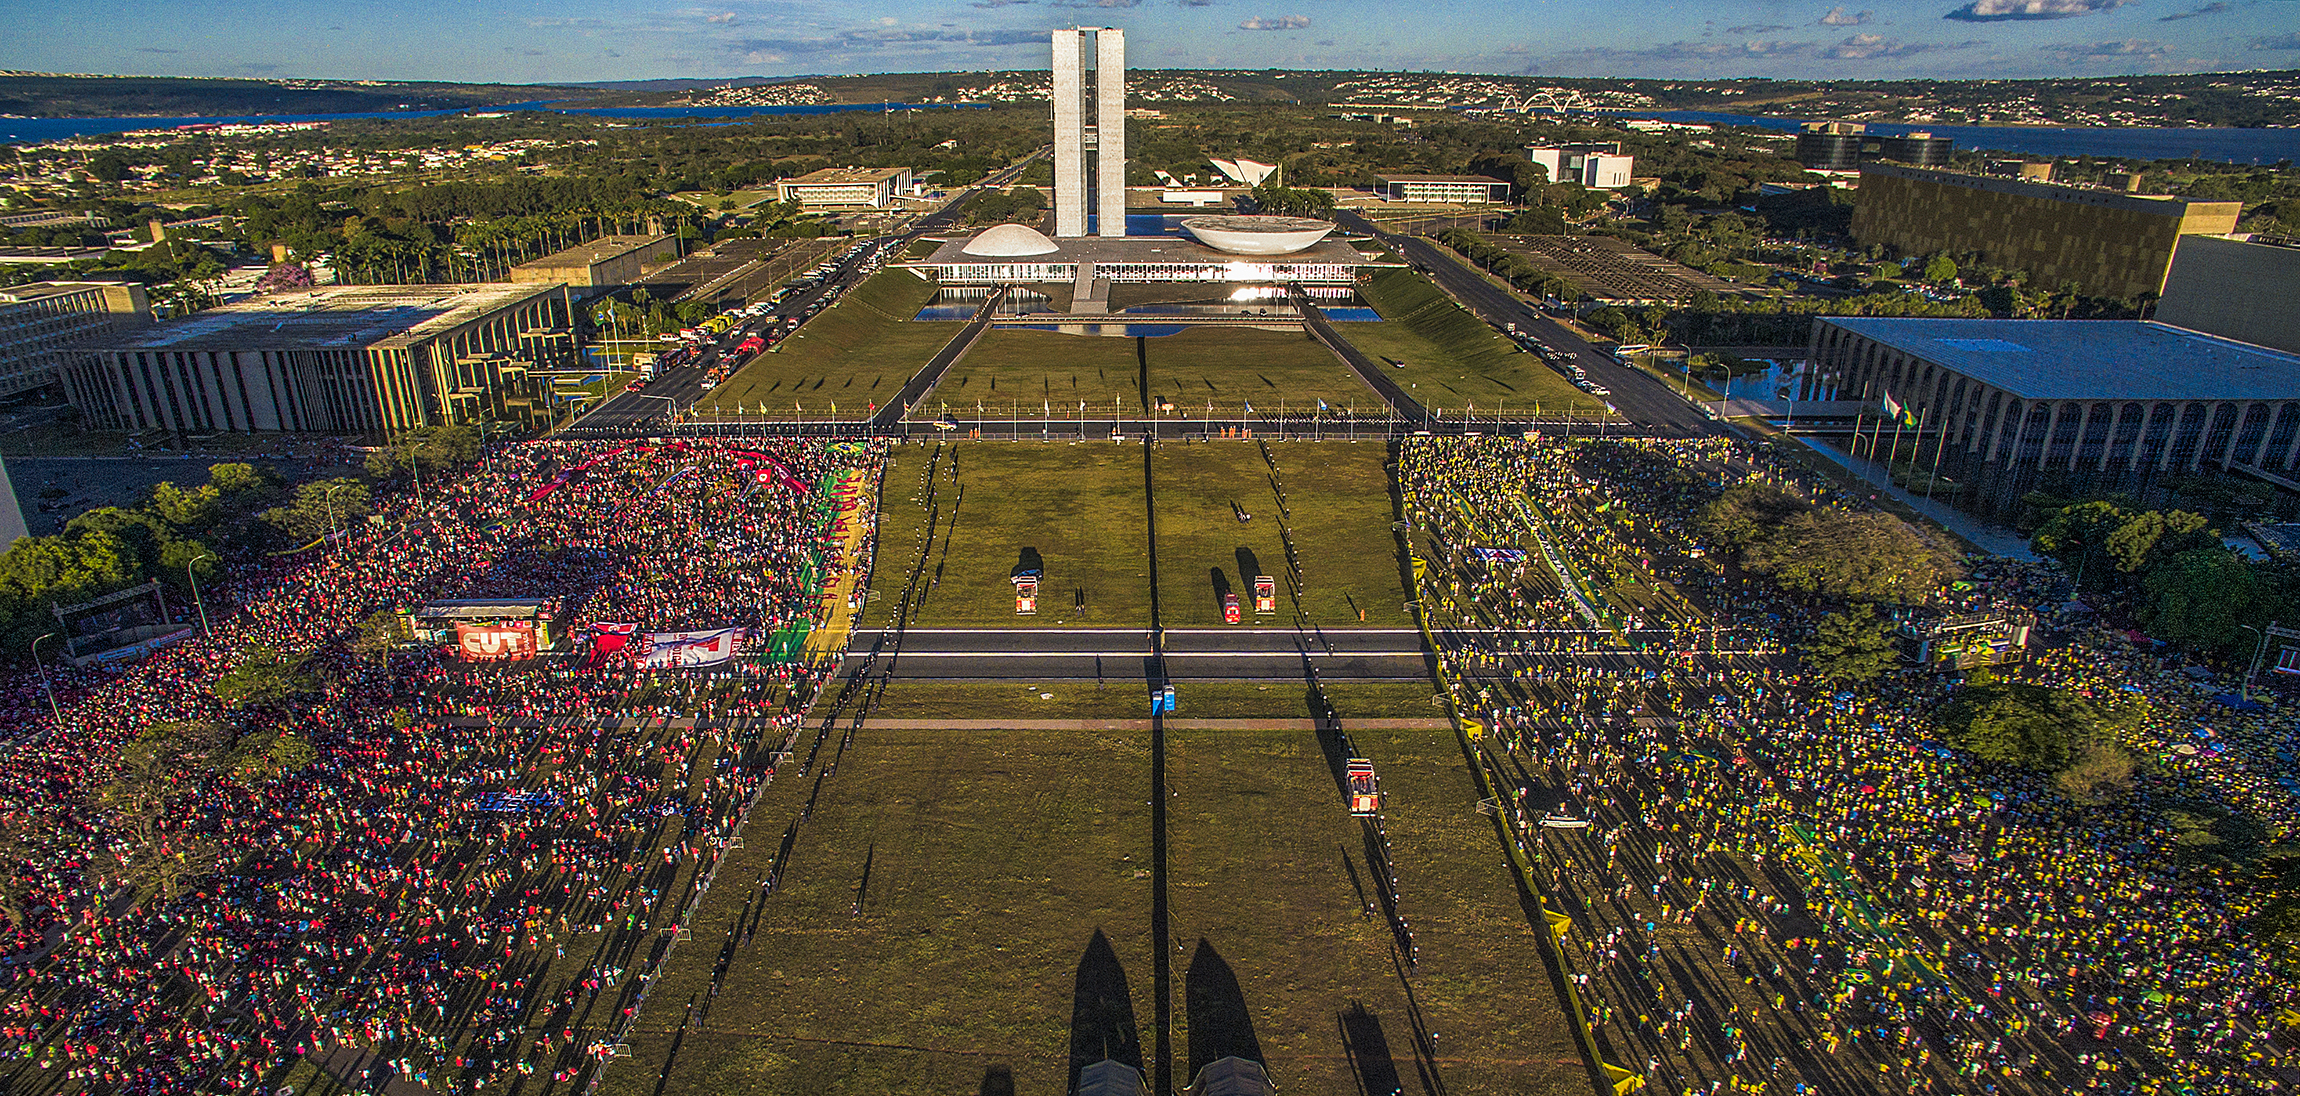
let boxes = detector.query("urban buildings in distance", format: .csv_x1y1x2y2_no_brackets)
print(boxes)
773,167,917,210
1525,143,1635,189
82,283,575,434
1794,122,1953,172
1849,164,2241,300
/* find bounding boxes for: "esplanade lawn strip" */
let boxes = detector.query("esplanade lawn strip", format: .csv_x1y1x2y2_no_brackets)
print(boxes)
1343,267,1600,416
1148,439,1414,630
602,725,1158,1096
917,325,1387,424
697,270,950,417
863,440,1155,630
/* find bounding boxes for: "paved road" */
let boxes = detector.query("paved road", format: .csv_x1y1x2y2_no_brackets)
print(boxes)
846,626,1436,681
1337,211,1722,438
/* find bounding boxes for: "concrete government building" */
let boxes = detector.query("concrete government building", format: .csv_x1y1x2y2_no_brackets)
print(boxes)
1375,175,1511,204
82,283,575,434
0,281,150,402
1850,165,2240,300
2155,234,2300,356
1051,26,1126,237
1805,316,2300,515
509,234,673,295
774,167,916,210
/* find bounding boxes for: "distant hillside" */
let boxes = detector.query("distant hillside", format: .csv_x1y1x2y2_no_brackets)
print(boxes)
559,77,798,93
0,75,598,118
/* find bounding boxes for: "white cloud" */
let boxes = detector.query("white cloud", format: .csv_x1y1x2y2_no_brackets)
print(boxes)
1817,6,1874,25
1238,14,1311,30
1944,0,2128,22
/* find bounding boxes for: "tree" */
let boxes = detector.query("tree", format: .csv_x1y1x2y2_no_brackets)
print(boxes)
86,154,128,184
227,730,315,787
1695,484,1810,551
1937,681,2085,769
2053,739,2136,805
212,644,320,711
1741,509,1961,604
93,721,230,904
2142,546,2258,655
259,478,372,546
1803,604,1897,684
1923,255,1959,284
350,609,401,667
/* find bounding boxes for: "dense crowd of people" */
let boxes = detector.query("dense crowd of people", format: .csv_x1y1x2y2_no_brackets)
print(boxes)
0,436,882,1094
1402,435,2295,1096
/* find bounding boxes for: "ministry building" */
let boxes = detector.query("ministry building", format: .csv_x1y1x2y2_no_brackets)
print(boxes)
81,282,575,434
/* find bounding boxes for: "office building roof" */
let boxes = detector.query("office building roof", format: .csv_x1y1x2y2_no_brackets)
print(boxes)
1859,164,2240,219
110,282,561,353
1375,174,1507,184
1820,317,2300,403
0,281,133,304
512,234,669,273
781,166,911,185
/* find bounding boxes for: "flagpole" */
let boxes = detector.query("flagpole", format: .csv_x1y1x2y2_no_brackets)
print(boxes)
1926,406,1952,502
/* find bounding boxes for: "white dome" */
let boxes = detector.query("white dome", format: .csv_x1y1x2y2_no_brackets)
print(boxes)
961,223,1061,257
1180,215,1335,257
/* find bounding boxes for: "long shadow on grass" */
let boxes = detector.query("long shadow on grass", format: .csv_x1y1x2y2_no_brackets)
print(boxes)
1338,1001,1407,1096
1070,930,1146,1090
1143,434,1174,1096
1184,939,1264,1081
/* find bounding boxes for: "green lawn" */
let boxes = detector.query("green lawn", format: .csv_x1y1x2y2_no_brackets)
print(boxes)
868,681,1444,722
1164,727,1585,1096
864,440,1154,629
1347,269,1597,414
608,724,1577,1096
916,329,1145,418
605,727,1156,1096
1150,440,1413,629
922,326,1378,420
700,271,951,414
1146,327,1375,417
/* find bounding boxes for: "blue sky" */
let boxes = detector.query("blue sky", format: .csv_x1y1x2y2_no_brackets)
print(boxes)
2,0,2295,82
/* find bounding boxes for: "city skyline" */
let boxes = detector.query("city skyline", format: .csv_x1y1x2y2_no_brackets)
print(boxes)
2,0,2297,85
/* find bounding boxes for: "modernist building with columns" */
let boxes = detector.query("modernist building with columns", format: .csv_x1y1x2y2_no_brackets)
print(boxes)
81,282,576,434
1805,316,2300,514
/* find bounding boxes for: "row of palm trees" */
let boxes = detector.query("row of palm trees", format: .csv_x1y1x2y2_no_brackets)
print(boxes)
330,203,701,286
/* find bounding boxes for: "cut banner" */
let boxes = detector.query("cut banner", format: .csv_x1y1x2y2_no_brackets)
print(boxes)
456,622,536,662
634,627,747,668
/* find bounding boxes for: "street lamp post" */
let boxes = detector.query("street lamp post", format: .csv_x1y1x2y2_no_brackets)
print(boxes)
2240,621,2280,700
30,632,62,730
186,552,216,641
322,483,353,556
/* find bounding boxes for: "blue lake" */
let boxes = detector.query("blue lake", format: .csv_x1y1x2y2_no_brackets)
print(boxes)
0,100,981,144
7,98,2294,165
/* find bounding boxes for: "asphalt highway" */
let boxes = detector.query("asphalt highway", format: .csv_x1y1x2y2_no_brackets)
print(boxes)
845,626,1437,681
